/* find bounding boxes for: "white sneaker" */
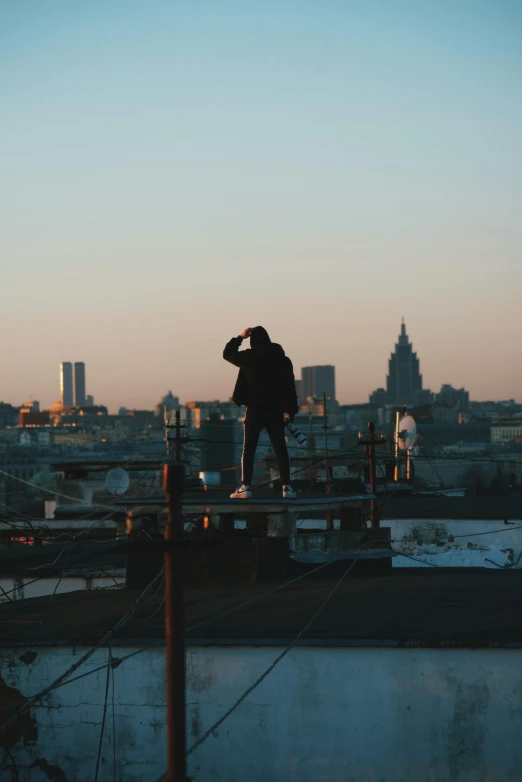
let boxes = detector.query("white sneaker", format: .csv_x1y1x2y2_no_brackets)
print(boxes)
230,485,252,499
282,485,297,499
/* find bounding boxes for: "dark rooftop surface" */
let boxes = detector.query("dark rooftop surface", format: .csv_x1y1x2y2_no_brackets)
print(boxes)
119,490,373,513
0,541,125,577
381,495,522,521
2,569,522,648
113,492,522,519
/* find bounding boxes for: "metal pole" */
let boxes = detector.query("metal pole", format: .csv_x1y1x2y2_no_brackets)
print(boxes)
393,410,400,482
163,462,190,782
323,392,329,487
401,406,408,483
164,406,170,460
405,449,411,482
367,422,379,529
175,409,182,465
324,393,334,530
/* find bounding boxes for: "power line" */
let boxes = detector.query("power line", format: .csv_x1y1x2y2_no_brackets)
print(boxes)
2,747,18,782
393,552,442,568
390,523,522,545
0,553,363,710
0,541,122,599
0,449,168,503
0,584,13,603
412,451,522,469
111,649,116,782
0,451,175,539
189,436,356,452
185,543,369,758
1,537,77,572
3,513,520,607
189,431,522,468
184,557,355,635
0,512,122,544
0,567,165,732
0,440,366,515
94,636,113,782
0,468,119,510
250,448,370,491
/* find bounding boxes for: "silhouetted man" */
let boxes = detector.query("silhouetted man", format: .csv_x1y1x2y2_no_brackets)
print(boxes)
224,326,299,499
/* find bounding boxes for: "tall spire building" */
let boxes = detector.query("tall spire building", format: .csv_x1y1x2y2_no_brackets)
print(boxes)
370,320,432,408
386,319,423,406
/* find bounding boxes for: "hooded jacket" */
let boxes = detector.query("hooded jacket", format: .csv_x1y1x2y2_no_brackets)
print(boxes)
223,327,299,415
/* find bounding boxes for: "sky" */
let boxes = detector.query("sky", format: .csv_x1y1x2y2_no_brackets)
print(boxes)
1,0,521,411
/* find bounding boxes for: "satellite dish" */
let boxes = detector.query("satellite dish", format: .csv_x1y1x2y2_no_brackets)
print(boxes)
106,467,130,496
398,415,417,450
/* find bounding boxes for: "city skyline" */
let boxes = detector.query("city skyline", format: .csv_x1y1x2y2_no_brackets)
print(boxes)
1,318,519,413
2,2,521,409
2,6,522,778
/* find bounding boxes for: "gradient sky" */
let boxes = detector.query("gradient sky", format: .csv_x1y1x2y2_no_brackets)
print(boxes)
1,0,521,411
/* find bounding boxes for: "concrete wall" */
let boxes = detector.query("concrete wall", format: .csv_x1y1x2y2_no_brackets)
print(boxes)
3,644,522,781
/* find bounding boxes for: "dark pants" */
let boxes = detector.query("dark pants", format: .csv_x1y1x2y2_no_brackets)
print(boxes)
241,408,291,486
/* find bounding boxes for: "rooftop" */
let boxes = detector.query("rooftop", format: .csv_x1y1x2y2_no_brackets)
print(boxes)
2,569,522,648
380,494,522,520
119,490,373,513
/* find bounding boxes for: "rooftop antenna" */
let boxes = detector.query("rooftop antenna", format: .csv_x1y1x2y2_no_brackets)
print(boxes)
393,410,400,482
164,407,185,463
323,392,334,529
357,422,387,528
398,408,417,451
398,407,417,482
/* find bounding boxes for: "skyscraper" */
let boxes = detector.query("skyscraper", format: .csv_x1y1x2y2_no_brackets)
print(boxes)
295,379,304,405
60,362,73,407
301,365,336,401
74,362,86,406
386,320,424,407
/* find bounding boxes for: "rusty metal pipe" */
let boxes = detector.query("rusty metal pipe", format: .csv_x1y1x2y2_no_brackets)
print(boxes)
163,463,190,782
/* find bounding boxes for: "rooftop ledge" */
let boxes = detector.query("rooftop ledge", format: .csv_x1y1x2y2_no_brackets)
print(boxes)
116,492,375,514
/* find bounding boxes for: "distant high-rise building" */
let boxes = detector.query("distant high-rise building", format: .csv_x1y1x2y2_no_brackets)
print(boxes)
155,391,180,419
385,320,425,407
369,388,388,407
200,414,237,486
435,384,470,410
295,379,304,405
22,400,40,412
60,362,73,407
0,403,18,428
183,400,241,429
74,362,86,406
301,365,336,401
19,408,50,426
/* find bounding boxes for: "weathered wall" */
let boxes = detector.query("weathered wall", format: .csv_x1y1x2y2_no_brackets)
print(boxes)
3,644,522,781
